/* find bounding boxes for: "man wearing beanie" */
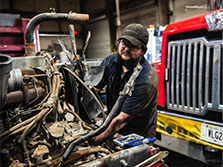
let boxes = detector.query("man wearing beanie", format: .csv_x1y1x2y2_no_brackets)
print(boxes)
89,23,158,146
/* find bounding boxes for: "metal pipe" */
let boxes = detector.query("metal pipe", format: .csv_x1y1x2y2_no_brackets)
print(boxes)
7,69,23,93
5,87,45,105
40,146,111,167
25,12,89,55
115,0,121,26
0,54,12,109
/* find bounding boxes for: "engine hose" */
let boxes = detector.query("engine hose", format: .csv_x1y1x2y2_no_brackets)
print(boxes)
20,91,51,111
6,108,42,125
58,63,142,167
65,108,93,131
21,52,61,164
57,100,64,115
41,146,111,167
21,108,52,163
58,95,126,167
30,116,43,139
1,125,26,144
25,12,89,44
64,97,73,111
0,114,37,139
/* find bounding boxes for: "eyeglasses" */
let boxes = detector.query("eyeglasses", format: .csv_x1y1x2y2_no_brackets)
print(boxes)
119,39,141,51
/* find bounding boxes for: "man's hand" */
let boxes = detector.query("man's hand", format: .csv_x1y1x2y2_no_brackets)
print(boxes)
89,86,101,94
88,112,134,146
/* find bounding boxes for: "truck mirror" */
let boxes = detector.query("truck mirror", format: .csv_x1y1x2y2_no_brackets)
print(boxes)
154,26,162,36
208,0,216,11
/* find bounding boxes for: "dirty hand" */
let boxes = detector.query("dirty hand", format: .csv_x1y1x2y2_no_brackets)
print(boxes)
88,138,96,146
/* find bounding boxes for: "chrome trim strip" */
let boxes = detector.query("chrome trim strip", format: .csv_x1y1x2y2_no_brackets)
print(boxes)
187,43,192,110
166,44,171,108
176,45,181,108
192,42,198,112
198,41,204,113
212,45,221,108
171,45,176,108
181,44,186,109
205,46,210,106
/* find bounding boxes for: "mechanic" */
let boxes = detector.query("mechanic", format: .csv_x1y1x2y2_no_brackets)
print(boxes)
89,23,158,146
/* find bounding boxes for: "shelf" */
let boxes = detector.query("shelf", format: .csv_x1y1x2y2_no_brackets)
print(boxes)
0,44,24,51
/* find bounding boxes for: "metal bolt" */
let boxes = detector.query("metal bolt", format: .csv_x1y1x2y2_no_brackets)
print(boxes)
120,159,128,167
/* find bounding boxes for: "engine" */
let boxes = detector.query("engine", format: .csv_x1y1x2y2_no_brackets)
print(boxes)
0,11,168,167
0,51,102,166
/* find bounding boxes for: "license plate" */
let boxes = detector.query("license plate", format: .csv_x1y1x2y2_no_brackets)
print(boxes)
200,124,223,146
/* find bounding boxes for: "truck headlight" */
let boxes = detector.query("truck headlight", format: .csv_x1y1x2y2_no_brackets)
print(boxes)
205,11,223,31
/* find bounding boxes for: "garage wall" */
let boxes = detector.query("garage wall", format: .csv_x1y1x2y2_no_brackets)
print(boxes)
85,18,111,59
84,4,159,60
119,5,159,35
83,0,105,13
173,0,207,22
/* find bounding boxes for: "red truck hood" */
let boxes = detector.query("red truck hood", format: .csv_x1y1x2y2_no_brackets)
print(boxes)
164,9,223,35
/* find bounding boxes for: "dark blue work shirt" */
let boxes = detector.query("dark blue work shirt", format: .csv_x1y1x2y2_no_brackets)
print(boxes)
95,52,158,137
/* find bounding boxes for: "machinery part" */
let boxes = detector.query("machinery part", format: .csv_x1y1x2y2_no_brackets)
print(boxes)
44,121,88,146
6,108,42,125
20,51,61,164
0,54,12,108
0,11,169,167
73,144,160,167
84,66,105,86
204,146,222,165
6,87,45,105
1,148,10,167
61,66,105,122
81,31,91,81
58,63,142,166
81,31,91,59
7,69,23,93
40,146,111,167
58,39,73,66
69,24,77,59
25,12,89,55
12,56,46,69
135,151,169,167
80,31,105,86
80,86,105,121
31,144,51,165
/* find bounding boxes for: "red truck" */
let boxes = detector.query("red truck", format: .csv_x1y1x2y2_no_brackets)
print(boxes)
153,0,223,166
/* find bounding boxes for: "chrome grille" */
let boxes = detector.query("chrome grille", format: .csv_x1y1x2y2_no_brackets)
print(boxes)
166,37,223,115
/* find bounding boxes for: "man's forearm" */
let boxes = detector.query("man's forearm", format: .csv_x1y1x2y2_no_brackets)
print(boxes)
92,118,122,145
90,112,134,146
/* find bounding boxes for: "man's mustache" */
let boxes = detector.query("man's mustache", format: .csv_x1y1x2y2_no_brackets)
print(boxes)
120,50,130,55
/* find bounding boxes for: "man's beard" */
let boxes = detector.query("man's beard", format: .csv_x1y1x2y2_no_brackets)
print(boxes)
117,52,141,69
